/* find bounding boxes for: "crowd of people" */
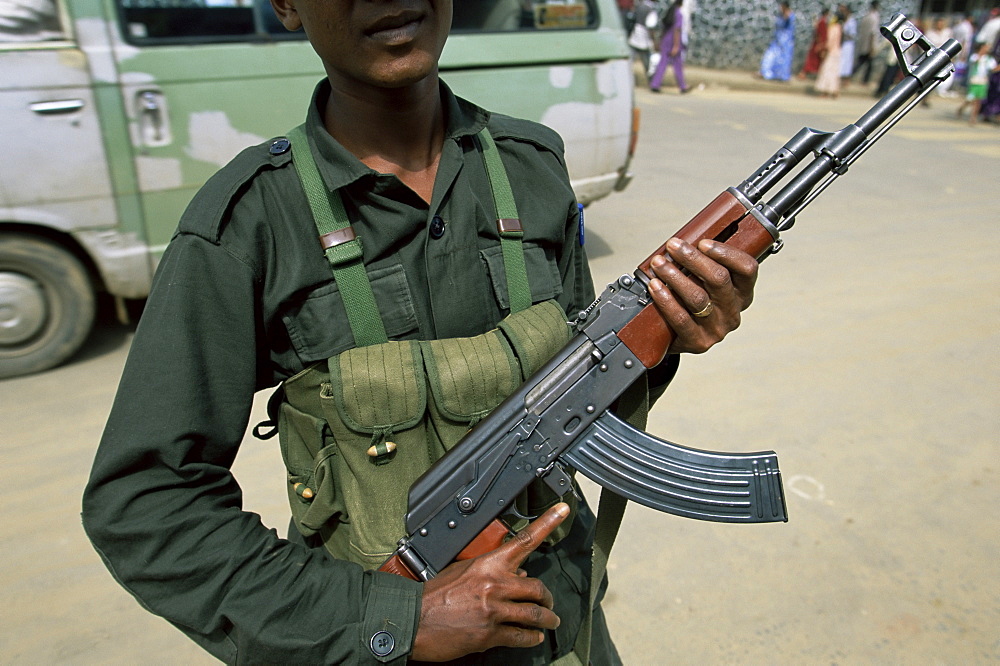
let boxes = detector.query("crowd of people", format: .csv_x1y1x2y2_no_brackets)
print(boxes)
783,2,1000,122
618,0,1000,124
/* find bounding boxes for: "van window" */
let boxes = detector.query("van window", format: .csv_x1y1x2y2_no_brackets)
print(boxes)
452,1,596,32
114,0,599,45
117,0,291,43
0,0,65,42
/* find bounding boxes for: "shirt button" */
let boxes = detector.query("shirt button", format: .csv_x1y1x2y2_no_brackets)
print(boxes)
429,215,446,239
370,630,395,657
269,138,290,155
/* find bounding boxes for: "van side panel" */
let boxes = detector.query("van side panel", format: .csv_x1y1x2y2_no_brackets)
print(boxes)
443,59,633,205
107,36,323,258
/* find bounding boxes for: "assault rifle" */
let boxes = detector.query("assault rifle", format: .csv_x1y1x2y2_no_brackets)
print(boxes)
380,15,962,581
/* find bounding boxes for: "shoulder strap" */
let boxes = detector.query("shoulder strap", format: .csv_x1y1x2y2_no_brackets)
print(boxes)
474,127,533,314
287,125,389,348
572,377,648,664
287,123,534,344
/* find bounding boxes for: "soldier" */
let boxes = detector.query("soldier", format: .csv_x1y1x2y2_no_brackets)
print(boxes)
82,1,759,663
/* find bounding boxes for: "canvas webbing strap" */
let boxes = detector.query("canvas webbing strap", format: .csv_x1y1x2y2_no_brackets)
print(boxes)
288,125,388,348
572,378,648,665
571,488,628,666
473,127,532,314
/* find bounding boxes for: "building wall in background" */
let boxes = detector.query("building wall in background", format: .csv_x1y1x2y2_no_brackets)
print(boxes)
684,0,921,71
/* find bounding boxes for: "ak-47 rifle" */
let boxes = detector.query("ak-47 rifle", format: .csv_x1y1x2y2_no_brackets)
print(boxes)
379,15,962,581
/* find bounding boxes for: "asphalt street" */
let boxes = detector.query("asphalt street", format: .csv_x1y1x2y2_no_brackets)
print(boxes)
1,82,997,664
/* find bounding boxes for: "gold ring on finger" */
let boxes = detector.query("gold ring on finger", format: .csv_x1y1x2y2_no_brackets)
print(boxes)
692,302,714,318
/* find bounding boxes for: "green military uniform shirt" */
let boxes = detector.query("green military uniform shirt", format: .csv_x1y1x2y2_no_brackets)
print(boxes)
83,80,606,664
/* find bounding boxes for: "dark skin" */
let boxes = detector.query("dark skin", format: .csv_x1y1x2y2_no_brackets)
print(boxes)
268,0,757,660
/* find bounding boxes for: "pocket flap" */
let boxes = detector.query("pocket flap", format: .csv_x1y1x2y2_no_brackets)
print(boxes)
480,242,563,310
327,340,426,433
282,264,418,363
422,330,522,422
497,299,572,380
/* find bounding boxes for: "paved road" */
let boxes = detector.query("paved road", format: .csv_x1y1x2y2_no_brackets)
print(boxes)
1,84,997,664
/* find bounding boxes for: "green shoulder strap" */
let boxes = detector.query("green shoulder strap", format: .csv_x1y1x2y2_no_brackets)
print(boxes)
474,127,533,314
287,125,389,348
572,378,648,665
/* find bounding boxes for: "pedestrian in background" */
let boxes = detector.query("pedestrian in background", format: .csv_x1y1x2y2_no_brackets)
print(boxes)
650,0,689,93
975,13,1000,122
853,1,880,84
798,7,830,80
839,4,857,87
628,0,661,87
815,9,844,98
951,13,977,91
760,1,796,81
956,41,1000,124
975,7,1000,53
926,16,955,96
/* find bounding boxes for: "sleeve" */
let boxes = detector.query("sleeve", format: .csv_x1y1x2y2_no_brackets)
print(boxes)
81,233,422,664
557,200,596,318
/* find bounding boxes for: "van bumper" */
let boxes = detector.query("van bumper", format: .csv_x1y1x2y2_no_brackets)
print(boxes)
571,165,634,206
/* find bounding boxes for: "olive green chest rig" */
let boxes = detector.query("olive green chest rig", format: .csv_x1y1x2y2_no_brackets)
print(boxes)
272,125,573,570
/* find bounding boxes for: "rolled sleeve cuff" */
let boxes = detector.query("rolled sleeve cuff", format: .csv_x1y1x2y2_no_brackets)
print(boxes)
360,571,422,664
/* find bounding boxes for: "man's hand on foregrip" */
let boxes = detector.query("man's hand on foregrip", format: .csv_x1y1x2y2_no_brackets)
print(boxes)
648,238,759,355
409,503,571,662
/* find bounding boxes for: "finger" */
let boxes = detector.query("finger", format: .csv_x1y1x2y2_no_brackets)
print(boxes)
698,239,759,309
648,253,711,316
490,625,546,650
504,601,561,631
494,503,570,570
648,276,703,340
664,238,735,300
503,572,556,610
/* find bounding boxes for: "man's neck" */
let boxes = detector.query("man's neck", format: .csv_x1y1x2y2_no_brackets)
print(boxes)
323,74,445,204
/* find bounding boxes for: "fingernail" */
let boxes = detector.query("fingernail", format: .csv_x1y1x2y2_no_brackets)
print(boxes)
554,502,571,518
650,254,665,268
666,237,683,251
648,278,667,295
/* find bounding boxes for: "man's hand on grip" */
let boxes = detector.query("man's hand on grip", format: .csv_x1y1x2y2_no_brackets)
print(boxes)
410,503,570,662
648,237,758,355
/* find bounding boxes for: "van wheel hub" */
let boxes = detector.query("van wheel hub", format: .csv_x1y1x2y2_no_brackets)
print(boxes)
0,272,47,345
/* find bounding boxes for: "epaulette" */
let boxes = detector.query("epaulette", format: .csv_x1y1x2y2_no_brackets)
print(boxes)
176,136,295,243
485,113,567,164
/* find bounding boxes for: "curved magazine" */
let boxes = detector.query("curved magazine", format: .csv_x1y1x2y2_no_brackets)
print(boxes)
562,410,787,523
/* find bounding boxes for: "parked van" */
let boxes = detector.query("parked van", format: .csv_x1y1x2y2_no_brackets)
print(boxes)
0,0,637,378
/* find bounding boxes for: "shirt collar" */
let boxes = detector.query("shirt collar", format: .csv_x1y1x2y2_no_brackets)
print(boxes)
304,78,489,194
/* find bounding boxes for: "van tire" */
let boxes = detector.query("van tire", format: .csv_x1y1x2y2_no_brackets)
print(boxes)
0,234,96,379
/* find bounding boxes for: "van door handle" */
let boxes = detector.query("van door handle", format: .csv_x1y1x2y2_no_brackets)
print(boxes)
30,99,85,115
137,90,169,146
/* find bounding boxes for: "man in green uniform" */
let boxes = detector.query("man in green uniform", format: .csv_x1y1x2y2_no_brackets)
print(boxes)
83,1,758,663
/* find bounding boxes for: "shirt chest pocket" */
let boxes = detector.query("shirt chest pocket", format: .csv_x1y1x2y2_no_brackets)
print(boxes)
280,264,418,363
480,242,563,311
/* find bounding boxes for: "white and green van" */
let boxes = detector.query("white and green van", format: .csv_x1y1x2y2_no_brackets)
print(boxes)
0,0,637,378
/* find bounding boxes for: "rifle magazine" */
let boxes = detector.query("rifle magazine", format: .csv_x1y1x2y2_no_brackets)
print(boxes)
562,411,787,523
